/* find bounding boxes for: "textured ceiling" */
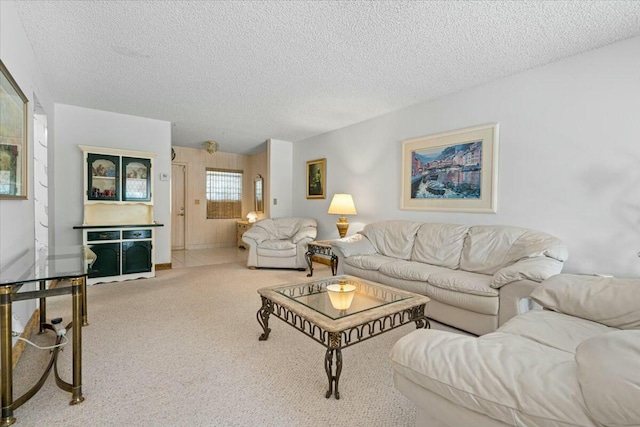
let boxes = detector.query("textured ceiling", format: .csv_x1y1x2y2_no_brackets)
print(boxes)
14,1,640,154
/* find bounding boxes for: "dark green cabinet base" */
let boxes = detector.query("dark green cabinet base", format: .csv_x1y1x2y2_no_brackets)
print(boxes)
89,243,121,278
122,241,152,274
82,227,155,284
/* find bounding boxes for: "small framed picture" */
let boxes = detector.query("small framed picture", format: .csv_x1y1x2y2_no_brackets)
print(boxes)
306,158,326,199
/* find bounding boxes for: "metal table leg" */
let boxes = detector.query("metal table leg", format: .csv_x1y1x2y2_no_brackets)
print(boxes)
38,280,46,334
330,255,338,276
70,278,84,405
1,287,15,426
81,277,88,326
305,249,314,277
256,296,273,341
324,332,343,399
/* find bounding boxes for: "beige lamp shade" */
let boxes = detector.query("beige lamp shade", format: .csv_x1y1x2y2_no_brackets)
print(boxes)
326,283,356,310
328,193,357,238
247,211,258,223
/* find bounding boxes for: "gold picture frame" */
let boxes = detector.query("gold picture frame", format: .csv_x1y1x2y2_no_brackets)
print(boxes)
0,60,29,199
401,123,499,213
306,158,326,199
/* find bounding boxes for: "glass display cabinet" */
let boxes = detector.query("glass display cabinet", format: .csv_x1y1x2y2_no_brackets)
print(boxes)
87,153,119,201
122,157,151,201
77,146,162,285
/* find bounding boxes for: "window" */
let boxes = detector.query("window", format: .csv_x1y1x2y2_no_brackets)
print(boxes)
206,168,243,219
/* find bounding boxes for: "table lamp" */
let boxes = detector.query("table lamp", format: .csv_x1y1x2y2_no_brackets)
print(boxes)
326,281,356,310
247,211,258,223
327,193,357,238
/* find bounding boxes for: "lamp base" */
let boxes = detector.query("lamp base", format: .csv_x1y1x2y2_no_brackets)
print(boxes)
335,217,349,238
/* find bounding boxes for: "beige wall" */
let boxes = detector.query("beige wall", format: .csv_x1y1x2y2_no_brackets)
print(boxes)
172,146,267,249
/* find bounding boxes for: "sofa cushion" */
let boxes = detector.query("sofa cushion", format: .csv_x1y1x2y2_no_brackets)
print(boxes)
426,284,498,315
576,330,640,427
378,260,450,282
428,270,498,297
505,229,569,263
359,220,421,260
390,329,596,427
331,233,377,257
256,240,296,257
491,256,565,289
530,274,640,329
344,254,396,271
498,309,616,354
255,217,316,240
411,223,469,269
460,226,568,276
460,226,528,275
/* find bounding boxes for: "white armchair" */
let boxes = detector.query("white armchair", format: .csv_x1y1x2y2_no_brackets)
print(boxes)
242,217,317,269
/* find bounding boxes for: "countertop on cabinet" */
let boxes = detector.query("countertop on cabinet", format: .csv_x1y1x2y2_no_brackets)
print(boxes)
73,223,164,229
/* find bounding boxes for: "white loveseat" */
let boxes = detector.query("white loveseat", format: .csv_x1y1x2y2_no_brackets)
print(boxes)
390,274,640,427
331,220,567,335
242,217,317,270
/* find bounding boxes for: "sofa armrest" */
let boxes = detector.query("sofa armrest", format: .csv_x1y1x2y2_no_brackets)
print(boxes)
498,279,542,327
291,226,317,244
330,233,377,257
491,256,564,289
242,226,271,244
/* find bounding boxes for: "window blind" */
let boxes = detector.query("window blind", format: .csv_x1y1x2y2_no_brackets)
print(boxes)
206,168,243,219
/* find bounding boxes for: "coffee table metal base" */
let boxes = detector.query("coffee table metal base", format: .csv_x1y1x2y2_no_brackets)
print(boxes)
256,295,430,399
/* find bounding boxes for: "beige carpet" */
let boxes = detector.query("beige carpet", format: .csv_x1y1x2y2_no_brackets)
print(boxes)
11,262,458,426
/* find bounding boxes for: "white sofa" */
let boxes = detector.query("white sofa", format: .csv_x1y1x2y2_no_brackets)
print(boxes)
242,217,317,270
390,274,640,427
331,220,568,335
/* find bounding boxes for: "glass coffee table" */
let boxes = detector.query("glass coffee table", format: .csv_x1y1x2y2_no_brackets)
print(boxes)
256,275,430,399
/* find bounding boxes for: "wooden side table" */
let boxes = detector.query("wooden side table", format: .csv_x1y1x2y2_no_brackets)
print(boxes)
305,240,338,277
237,220,253,249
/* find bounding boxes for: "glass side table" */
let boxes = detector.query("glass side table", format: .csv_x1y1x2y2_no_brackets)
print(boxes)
305,240,338,277
1,246,88,426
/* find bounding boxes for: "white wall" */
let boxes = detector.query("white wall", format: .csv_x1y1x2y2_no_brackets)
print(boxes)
267,139,293,217
54,104,172,263
292,36,640,278
0,0,56,334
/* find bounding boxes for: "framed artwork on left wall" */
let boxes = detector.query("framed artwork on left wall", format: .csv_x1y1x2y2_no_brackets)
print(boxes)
0,60,29,199
306,158,326,199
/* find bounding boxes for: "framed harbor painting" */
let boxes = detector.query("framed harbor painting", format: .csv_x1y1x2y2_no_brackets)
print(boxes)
0,60,28,199
401,123,499,213
306,158,326,199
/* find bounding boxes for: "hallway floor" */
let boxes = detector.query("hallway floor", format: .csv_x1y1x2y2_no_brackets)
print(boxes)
171,246,249,269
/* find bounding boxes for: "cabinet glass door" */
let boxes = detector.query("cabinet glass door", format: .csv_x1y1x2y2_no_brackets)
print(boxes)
88,154,119,201
122,157,151,201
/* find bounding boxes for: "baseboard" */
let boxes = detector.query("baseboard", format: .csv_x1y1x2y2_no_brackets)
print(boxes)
12,308,40,369
156,263,172,270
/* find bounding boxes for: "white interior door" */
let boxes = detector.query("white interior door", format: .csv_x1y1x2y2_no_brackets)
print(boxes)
171,163,186,250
